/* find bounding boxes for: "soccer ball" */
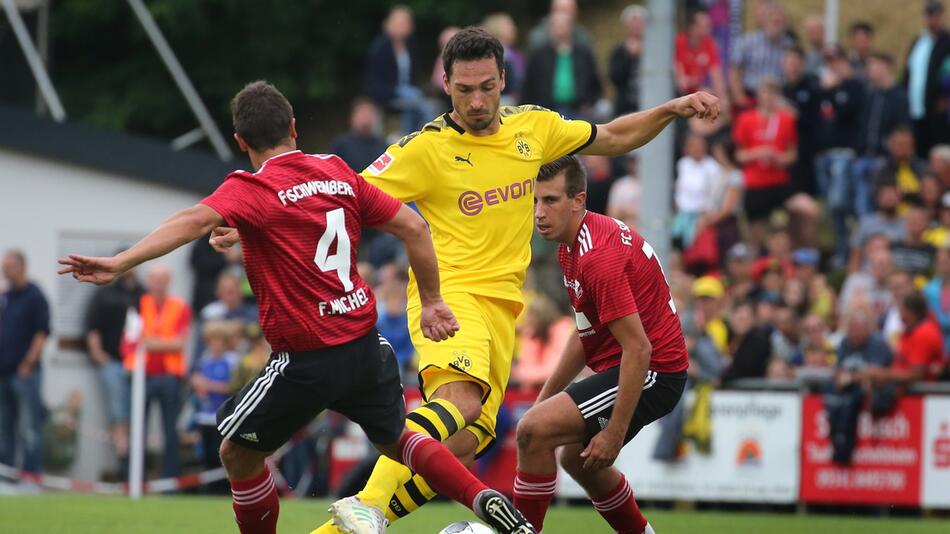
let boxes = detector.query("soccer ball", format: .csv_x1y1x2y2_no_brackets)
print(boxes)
438,520,495,534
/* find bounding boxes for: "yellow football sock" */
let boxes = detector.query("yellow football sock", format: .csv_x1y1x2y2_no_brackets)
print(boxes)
386,474,438,522
357,399,466,510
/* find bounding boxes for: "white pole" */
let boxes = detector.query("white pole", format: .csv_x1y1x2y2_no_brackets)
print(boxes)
638,0,677,268
825,0,840,46
126,309,146,500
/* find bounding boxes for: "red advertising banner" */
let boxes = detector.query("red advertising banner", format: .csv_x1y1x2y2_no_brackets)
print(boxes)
800,394,923,506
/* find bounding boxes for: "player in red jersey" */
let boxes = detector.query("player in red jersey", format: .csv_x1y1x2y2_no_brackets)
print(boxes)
58,81,535,534
512,156,689,534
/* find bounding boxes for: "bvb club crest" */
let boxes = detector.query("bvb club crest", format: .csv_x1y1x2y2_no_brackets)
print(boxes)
516,138,532,159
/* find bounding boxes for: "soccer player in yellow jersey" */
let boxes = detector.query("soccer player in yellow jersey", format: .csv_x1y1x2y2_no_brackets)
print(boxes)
291,26,720,533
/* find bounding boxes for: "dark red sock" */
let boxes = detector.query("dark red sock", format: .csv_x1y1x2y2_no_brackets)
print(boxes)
591,474,647,534
230,466,279,534
513,470,556,532
399,431,487,509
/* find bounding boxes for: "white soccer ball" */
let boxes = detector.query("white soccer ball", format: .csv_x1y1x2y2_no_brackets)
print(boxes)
438,520,495,534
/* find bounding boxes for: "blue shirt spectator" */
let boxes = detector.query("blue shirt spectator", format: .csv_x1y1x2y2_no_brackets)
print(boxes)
0,250,49,473
375,283,414,377
0,276,49,376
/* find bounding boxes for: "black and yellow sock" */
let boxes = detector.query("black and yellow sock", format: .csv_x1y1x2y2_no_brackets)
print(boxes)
404,399,466,441
356,399,467,521
387,474,438,521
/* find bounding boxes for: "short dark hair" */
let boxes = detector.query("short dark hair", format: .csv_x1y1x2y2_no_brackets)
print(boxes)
890,123,915,138
231,81,293,151
784,44,805,58
537,155,587,198
442,27,505,79
901,291,929,320
850,21,874,35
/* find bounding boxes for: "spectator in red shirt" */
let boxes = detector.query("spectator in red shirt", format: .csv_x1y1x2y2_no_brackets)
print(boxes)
867,292,947,395
733,77,819,252
894,292,947,382
674,9,728,103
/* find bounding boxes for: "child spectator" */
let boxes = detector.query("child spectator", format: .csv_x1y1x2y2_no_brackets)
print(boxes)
375,280,415,383
191,320,240,491
231,323,270,392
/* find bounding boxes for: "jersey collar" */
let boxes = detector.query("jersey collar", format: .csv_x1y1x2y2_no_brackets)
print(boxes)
566,210,591,252
443,112,504,135
444,113,465,134
257,150,303,173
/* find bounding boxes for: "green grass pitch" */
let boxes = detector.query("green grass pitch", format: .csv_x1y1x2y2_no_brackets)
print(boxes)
0,495,946,533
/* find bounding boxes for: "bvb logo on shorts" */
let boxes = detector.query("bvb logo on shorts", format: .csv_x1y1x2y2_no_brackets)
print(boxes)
516,137,531,159
452,350,472,370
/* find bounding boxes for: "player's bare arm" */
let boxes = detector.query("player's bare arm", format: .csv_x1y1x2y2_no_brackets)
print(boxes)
58,204,225,285
580,312,651,471
535,331,587,405
372,203,460,342
581,91,720,156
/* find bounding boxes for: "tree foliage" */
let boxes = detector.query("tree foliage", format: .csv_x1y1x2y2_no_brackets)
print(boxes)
46,0,547,147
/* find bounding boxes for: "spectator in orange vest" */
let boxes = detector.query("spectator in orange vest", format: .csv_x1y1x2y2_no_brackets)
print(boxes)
126,265,191,478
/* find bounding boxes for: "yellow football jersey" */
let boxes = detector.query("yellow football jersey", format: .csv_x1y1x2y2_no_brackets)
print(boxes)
362,106,595,304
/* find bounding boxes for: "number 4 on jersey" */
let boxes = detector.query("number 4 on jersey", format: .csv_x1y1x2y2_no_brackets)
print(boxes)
314,208,354,291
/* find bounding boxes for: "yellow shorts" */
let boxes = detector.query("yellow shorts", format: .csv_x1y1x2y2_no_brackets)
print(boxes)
408,293,521,454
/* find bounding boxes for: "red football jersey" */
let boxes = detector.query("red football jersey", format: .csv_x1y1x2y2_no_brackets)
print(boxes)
558,211,688,373
201,150,401,352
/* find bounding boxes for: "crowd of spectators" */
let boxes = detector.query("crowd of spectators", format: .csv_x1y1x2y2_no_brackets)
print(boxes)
4,0,950,491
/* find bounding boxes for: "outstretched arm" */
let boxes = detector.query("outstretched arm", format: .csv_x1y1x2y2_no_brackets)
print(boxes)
372,204,460,342
581,91,720,156
59,204,225,285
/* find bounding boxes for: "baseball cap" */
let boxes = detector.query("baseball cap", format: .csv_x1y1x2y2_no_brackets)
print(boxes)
792,248,820,266
926,1,945,14
693,276,725,299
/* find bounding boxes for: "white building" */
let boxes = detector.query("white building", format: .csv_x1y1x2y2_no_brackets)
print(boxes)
0,103,240,481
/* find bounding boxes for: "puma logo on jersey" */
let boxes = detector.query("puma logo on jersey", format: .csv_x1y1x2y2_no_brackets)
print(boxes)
454,153,474,166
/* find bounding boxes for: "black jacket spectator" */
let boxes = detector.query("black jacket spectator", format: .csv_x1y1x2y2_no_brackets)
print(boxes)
723,326,772,384
522,43,602,115
84,275,144,363
330,134,387,174
363,34,420,108
857,83,910,157
816,78,864,151
783,70,821,194
189,237,227,313
609,43,640,116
